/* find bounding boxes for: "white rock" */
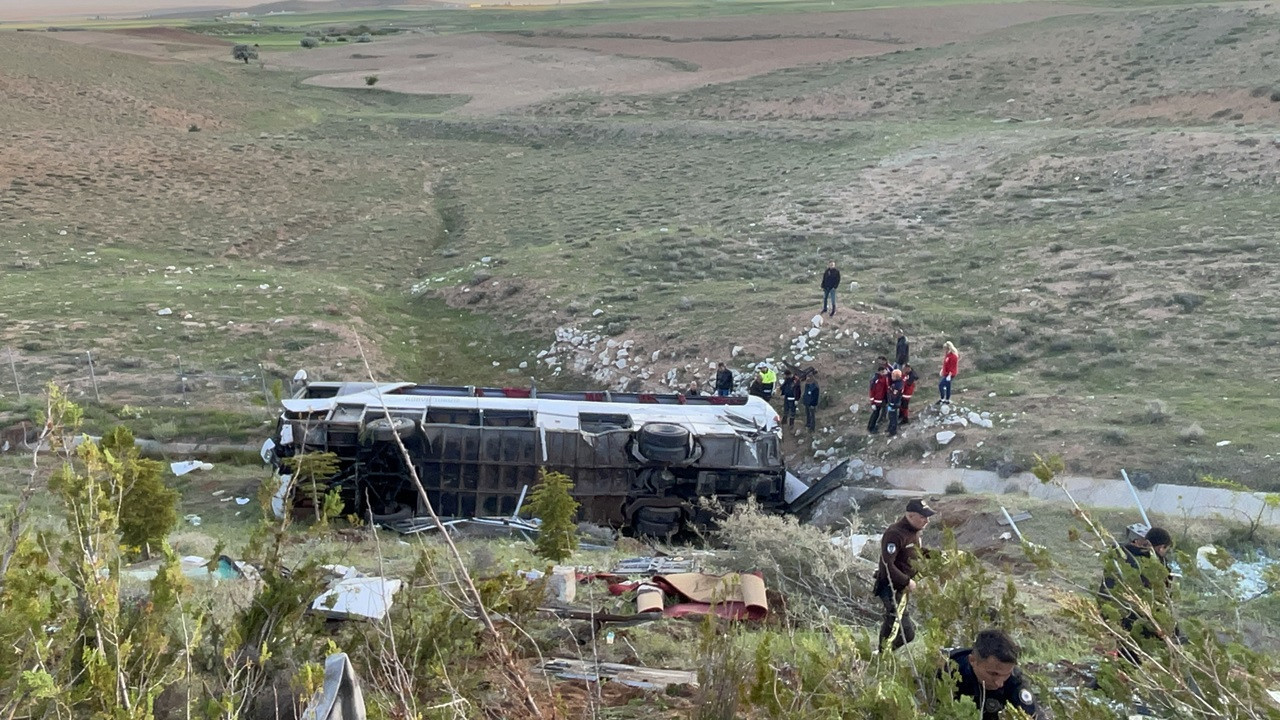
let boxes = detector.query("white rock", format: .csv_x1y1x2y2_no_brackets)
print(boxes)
848,281,858,290
850,332,860,340
939,403,951,414
258,283,270,290
1216,440,1232,447
481,256,492,263
981,412,991,419
592,309,604,317
732,345,744,357
988,392,997,397
811,315,824,328
936,431,956,445
967,411,982,424
157,308,172,316
976,418,993,429
808,327,820,338
868,466,884,479
537,350,549,358
848,404,860,414
615,359,627,369
802,355,814,362
617,349,629,358
651,351,661,362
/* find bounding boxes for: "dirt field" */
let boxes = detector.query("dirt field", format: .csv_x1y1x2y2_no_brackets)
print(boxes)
44,27,230,62
276,2,1094,113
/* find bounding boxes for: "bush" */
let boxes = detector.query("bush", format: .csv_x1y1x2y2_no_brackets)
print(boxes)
1179,422,1206,444
1145,399,1169,424
100,426,179,558
364,74,379,87
715,500,869,627
356,33,373,43
231,43,258,63
300,37,319,49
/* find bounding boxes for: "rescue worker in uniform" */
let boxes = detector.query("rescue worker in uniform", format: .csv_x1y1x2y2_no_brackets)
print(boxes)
945,629,1043,720
867,364,890,434
899,362,919,426
874,498,936,650
755,363,777,401
1098,526,1181,664
801,372,820,432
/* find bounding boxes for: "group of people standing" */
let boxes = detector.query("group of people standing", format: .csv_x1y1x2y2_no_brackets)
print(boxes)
864,334,960,437
706,362,821,432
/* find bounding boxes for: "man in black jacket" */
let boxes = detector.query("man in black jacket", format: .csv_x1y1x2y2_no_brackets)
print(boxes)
945,629,1042,720
1098,526,1180,663
801,372,820,431
714,363,734,397
821,260,841,316
873,498,936,650
896,331,910,368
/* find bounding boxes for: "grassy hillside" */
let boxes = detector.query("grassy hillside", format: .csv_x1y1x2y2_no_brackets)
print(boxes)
4,3,1280,489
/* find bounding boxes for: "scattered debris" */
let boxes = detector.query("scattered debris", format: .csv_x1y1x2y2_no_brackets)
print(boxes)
936,431,956,446
627,572,768,621
170,460,213,476
312,573,402,622
122,554,254,582
156,307,172,316
829,533,880,560
539,658,698,690
1195,546,1277,601
610,556,696,575
998,511,1033,526
235,497,251,505
302,653,369,720
183,513,202,526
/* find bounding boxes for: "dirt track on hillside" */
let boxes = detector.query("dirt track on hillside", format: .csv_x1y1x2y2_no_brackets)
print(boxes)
273,2,1095,113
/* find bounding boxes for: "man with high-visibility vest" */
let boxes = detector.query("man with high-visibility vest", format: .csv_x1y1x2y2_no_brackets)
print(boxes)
753,363,777,401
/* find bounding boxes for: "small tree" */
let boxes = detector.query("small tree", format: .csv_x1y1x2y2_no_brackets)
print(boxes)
99,425,179,559
356,33,373,43
300,37,319,49
364,75,379,87
282,450,342,524
526,469,579,563
231,43,258,63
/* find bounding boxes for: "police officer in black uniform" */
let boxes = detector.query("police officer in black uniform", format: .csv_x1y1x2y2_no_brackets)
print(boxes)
873,498,936,650
946,629,1043,720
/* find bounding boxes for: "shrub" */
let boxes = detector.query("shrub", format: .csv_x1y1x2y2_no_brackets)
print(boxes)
231,43,258,63
1145,399,1169,424
1179,422,1206,444
300,37,319,49
364,74,379,87
100,426,179,558
356,33,373,43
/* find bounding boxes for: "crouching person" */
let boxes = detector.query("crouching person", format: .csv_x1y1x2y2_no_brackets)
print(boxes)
944,629,1043,720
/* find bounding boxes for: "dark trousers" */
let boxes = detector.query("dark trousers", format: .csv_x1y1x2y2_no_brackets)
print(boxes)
938,377,952,402
804,404,816,431
875,581,915,650
899,397,911,423
868,402,885,433
782,399,797,426
716,388,730,397
887,403,900,436
822,287,837,313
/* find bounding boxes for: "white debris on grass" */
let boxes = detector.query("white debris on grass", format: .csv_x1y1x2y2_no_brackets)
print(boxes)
171,460,213,476
936,431,956,446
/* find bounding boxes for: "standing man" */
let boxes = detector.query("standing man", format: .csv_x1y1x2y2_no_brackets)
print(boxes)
715,362,734,397
944,629,1043,720
779,370,800,429
821,260,841,317
896,331,910,368
801,372,820,431
867,364,890,434
874,498,936,650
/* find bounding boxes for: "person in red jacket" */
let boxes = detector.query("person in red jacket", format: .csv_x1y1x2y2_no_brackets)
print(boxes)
868,364,890,433
899,362,918,425
939,341,959,404
886,369,904,437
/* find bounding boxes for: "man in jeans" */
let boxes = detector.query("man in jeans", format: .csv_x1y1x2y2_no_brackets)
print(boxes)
821,260,841,316
802,372,821,431
714,362,734,397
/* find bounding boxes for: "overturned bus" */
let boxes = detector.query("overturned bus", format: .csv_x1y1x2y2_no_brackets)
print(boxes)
263,380,788,536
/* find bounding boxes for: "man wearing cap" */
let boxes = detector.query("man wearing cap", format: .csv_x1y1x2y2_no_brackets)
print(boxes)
873,498,937,650
1097,526,1181,663
944,629,1043,720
